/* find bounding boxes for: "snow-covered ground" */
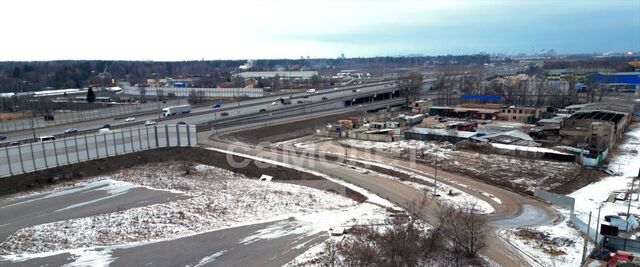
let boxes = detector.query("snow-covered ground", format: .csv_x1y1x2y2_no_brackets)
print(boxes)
0,162,396,264
570,126,640,235
501,209,588,267
502,126,640,267
336,139,579,192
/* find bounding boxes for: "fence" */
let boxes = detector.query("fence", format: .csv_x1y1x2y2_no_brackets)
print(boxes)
122,86,265,98
0,99,187,132
0,117,46,132
534,188,601,242
0,124,197,178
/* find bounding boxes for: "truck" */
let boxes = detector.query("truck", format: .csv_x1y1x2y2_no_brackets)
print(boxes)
279,98,292,105
162,105,192,117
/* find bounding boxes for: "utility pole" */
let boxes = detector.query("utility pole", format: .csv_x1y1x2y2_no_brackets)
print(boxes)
582,211,592,263
433,148,438,196
626,177,635,232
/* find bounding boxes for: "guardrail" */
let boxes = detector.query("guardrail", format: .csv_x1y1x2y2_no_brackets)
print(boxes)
0,124,197,178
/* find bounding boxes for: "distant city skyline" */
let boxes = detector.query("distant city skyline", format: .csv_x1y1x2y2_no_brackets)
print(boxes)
0,0,638,61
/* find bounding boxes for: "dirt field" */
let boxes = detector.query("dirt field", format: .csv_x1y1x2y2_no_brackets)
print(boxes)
0,112,30,120
227,111,362,144
0,147,365,202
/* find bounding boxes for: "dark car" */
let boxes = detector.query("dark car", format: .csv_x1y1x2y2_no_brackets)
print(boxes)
605,215,623,222
220,112,229,116
297,100,304,104
322,96,328,100
65,128,78,134
177,121,187,125
303,95,309,99
259,108,267,112
0,135,6,141
102,124,111,129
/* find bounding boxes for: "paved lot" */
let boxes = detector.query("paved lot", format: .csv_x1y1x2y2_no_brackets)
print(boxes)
0,180,188,242
1,219,325,267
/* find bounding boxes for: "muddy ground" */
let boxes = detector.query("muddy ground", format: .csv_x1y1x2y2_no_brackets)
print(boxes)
226,111,362,144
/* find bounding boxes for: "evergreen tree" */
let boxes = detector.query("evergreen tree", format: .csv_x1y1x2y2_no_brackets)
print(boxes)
87,88,96,103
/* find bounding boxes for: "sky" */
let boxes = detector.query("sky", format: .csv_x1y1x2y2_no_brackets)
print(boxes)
0,0,638,61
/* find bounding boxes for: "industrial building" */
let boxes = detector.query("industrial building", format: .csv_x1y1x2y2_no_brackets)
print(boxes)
237,71,319,80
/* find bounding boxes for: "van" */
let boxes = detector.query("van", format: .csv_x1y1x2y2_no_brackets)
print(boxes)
38,136,56,142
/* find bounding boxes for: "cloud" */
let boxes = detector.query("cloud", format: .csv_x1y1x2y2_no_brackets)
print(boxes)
0,0,638,60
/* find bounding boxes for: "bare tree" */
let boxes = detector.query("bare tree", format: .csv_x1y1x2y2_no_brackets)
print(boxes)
188,90,205,104
157,89,165,101
138,86,147,101
438,202,488,258
398,71,424,107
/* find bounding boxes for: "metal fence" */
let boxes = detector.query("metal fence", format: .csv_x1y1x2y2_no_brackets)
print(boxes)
122,86,265,98
534,188,601,242
0,99,187,132
0,124,197,178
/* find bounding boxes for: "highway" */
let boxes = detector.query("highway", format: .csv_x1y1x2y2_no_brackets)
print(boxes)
0,81,398,144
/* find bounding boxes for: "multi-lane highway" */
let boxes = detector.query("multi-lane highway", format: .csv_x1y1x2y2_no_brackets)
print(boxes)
0,81,399,144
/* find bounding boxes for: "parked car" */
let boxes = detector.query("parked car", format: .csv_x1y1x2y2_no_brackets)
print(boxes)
64,128,78,134
144,120,157,126
438,117,448,122
220,112,229,116
259,108,267,112
124,117,135,122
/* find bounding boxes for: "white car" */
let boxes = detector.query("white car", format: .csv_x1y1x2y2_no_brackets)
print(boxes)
145,120,157,126
124,117,135,122
271,101,278,106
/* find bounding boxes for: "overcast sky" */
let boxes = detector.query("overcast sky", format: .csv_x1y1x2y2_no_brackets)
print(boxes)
0,0,638,61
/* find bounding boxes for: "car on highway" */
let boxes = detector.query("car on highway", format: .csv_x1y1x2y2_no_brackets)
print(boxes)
8,141,23,146
322,96,328,100
297,100,304,104
220,112,229,116
102,124,111,129
259,108,267,112
177,121,187,125
211,103,222,109
38,136,56,142
124,117,136,122
64,128,78,134
303,95,309,98
144,120,157,126
352,89,361,93
306,88,316,93
0,135,6,141
271,101,278,106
